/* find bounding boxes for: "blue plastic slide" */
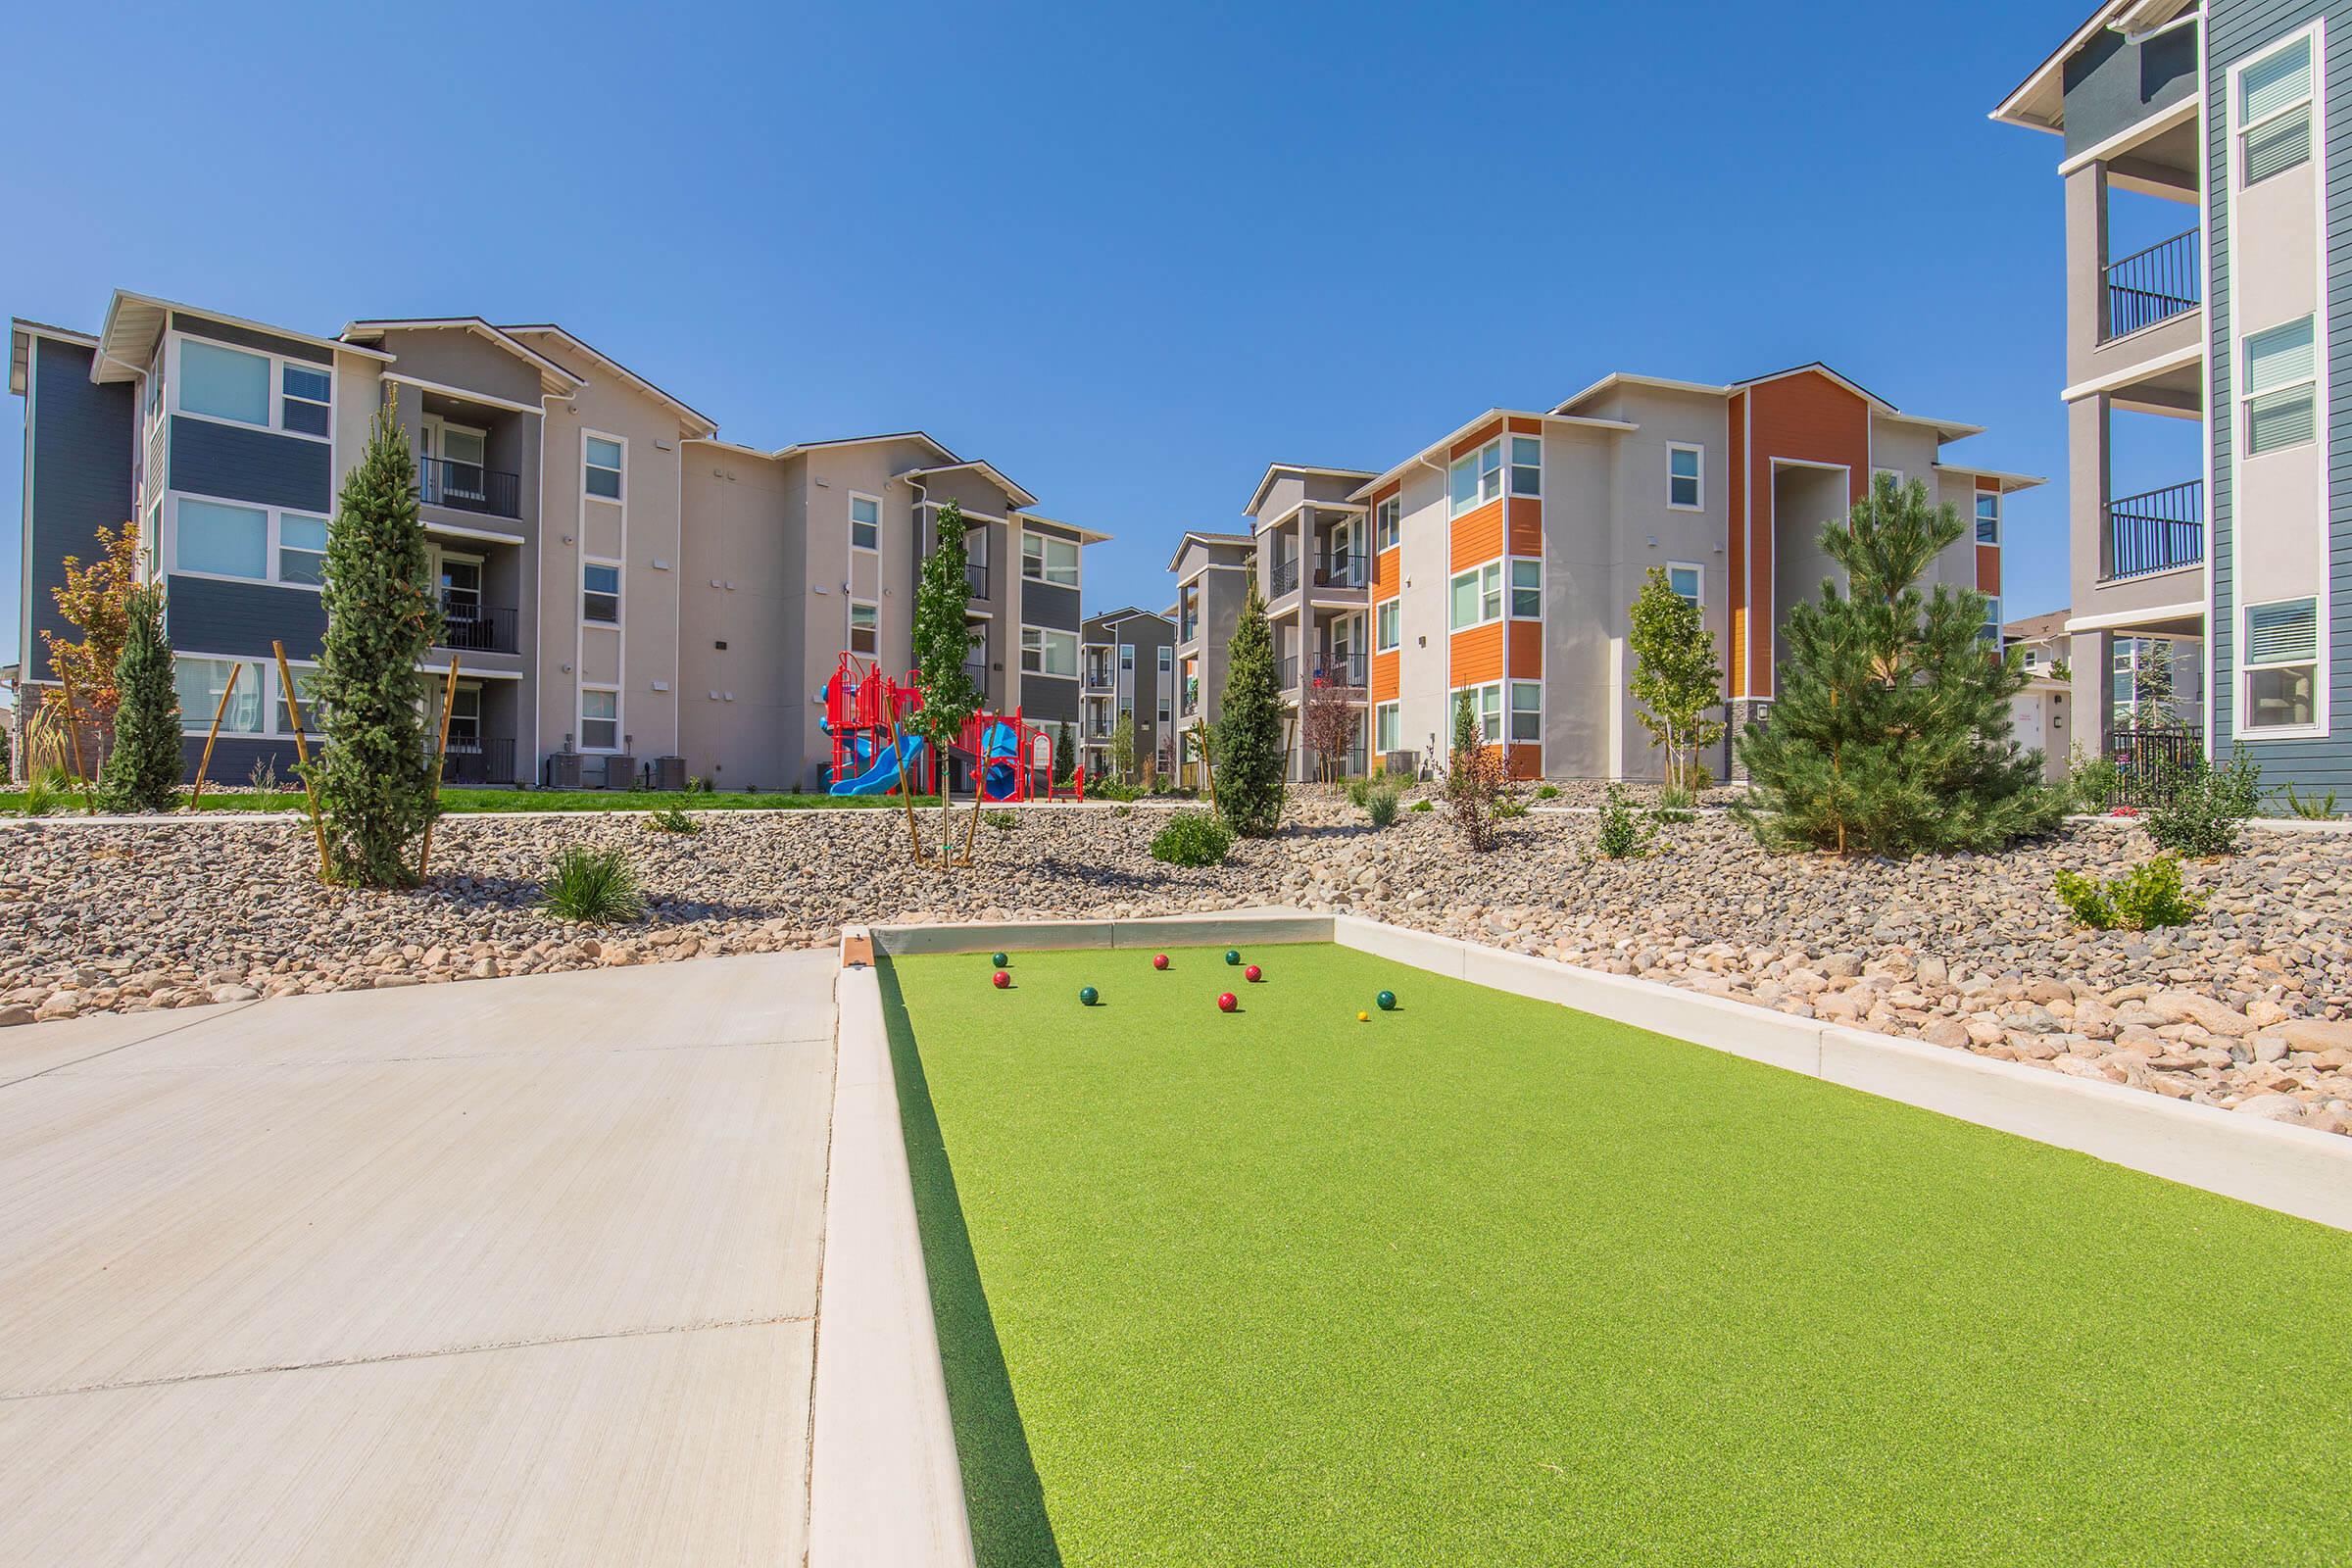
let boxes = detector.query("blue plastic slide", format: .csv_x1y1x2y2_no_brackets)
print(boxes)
830,734,927,795
979,720,1022,801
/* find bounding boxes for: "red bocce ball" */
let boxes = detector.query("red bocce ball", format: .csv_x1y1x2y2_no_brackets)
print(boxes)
1152,953,1170,970
992,970,1011,989
1244,964,1262,983
1217,992,1238,1012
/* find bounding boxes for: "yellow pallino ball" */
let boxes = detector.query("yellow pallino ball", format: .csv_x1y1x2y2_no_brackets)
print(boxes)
1356,1009,1370,1022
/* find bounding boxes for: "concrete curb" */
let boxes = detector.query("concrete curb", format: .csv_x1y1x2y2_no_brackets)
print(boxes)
808,944,977,1568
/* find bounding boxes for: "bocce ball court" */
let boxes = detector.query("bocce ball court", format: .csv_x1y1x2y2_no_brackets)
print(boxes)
870,939,2352,1566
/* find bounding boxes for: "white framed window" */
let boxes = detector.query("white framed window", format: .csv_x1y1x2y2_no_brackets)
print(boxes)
1119,643,1135,672
1976,493,2001,545
580,687,620,751
849,600,879,656
583,563,620,625
1021,624,1078,676
1448,438,1504,517
1508,558,1541,618
1452,682,1503,744
173,656,267,736
1873,466,1904,496
1376,597,1400,652
1509,680,1542,743
1667,443,1703,510
1980,595,2003,644
1667,563,1702,611
1157,645,1172,675
280,364,331,437
1022,531,1080,586
1375,496,1401,551
2241,315,2318,455
850,493,881,553
1157,694,1172,725
1508,435,1542,497
170,496,330,590
278,513,328,585
583,434,624,501
175,340,270,429
2239,34,2314,185
1375,701,1400,753
2243,596,2322,733
1449,561,1503,630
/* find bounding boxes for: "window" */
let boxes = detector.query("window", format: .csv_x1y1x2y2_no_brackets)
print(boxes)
173,657,265,735
1022,625,1078,676
1509,435,1542,497
1509,681,1542,743
1158,694,1172,725
2242,316,2318,454
1375,496,1401,551
1453,683,1503,744
1375,701,1400,753
1376,597,1400,652
583,563,620,624
178,340,271,427
580,688,619,750
1448,438,1503,517
584,436,623,500
1667,444,1703,509
1667,564,1702,610
1980,595,2003,645
849,600,879,656
1976,493,2001,545
1119,644,1135,671
1509,558,1541,618
175,498,269,579
280,365,331,437
1022,531,1080,586
278,514,327,585
1449,561,1503,629
2240,35,2313,184
850,494,880,552
1873,467,1904,499
2244,596,2320,731
1157,645,1172,674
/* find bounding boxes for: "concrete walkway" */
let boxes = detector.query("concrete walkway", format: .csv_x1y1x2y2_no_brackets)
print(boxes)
0,953,840,1565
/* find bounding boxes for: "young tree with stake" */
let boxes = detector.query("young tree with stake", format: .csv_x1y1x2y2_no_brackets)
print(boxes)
1628,566,1726,791
907,501,983,863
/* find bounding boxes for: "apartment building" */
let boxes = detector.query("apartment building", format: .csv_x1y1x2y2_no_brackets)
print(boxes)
1167,529,1257,787
1080,606,1174,783
1995,0,2349,792
1242,366,2036,782
11,290,1104,792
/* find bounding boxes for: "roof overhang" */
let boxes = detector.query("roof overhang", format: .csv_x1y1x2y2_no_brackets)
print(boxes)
900,458,1041,511
1164,530,1255,573
344,318,584,397
1244,462,1376,518
9,318,96,395
1343,410,1636,504
768,429,960,466
499,323,719,438
1016,512,1111,545
1987,0,2193,134
1937,463,2047,494
1550,371,1728,415
94,290,394,384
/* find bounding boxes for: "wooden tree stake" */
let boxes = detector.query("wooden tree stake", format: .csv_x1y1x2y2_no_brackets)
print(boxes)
190,662,241,809
55,668,97,815
272,641,331,880
417,659,461,879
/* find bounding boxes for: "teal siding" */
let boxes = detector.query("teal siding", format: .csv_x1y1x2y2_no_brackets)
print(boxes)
25,337,134,656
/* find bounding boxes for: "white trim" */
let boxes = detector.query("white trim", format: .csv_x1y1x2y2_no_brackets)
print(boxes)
577,682,622,754
169,331,335,445
1018,623,1080,679
1019,529,1080,588
1666,441,1705,511
1447,558,1507,632
2060,342,2206,403
574,426,629,757
170,650,325,740
164,492,330,592
2055,95,2201,177
848,489,884,555
2063,600,2208,634
1665,561,1705,611
380,370,547,418
420,517,527,547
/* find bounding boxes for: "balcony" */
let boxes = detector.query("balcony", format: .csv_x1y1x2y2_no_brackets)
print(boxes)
1279,652,1367,692
439,736,517,786
1083,666,1115,692
965,562,990,599
2103,229,2200,341
418,456,522,519
2104,480,2204,580
1270,553,1370,597
435,599,518,655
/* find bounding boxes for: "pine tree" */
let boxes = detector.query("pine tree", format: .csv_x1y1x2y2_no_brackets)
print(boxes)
310,412,441,886
1628,566,1725,790
1451,688,1477,766
1734,475,2060,856
95,582,181,813
1215,583,1286,836
909,501,982,860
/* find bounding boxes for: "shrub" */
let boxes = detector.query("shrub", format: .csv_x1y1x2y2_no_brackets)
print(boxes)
248,755,286,811
1345,777,1372,808
646,803,701,834
984,809,1018,832
1366,780,1401,830
2053,857,2203,932
2144,746,2261,858
1492,789,1530,821
541,846,645,922
1150,809,1234,867
2282,783,2339,820
685,774,712,796
97,582,181,813
1410,798,1433,813
1093,778,1143,803
1446,747,1511,852
18,767,73,818
1534,783,1560,801
2061,744,2120,814
1594,785,1655,859
1656,780,1697,817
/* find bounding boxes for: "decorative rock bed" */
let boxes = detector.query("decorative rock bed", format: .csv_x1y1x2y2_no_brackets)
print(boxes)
4,799,2347,1134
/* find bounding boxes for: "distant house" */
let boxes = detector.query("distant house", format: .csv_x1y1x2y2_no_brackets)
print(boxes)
2004,608,2076,784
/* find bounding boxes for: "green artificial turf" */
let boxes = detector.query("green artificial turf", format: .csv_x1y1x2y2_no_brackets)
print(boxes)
879,943,2352,1567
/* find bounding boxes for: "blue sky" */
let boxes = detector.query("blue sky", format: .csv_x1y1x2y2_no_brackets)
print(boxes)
5,0,2133,679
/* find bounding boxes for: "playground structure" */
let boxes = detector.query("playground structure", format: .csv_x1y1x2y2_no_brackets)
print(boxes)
817,653,1083,802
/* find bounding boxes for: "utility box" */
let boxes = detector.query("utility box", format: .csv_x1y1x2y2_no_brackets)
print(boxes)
651,755,688,792
544,752,584,789
602,754,635,790
1385,750,1418,779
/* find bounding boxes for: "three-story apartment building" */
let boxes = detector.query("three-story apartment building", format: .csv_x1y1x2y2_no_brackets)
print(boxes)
1080,606,1175,783
1166,529,1256,787
11,291,1105,793
1242,366,2037,781
1996,0,2348,791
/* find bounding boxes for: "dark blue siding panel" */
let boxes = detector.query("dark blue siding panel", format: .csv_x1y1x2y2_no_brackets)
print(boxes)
170,416,332,512
180,736,304,786
2063,24,2201,155
171,312,331,366
166,573,327,662
26,338,135,653
1021,677,1081,724
1022,579,1082,627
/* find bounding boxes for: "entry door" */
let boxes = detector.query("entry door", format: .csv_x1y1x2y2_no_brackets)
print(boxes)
436,552,484,641
447,682,482,752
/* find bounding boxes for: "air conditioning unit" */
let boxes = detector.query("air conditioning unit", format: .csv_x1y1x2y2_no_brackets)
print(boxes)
602,754,635,790
544,752,584,789
651,755,688,792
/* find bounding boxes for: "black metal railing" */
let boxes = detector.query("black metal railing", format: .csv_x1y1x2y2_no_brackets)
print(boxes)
2105,480,2204,580
1086,718,1114,740
418,457,522,518
1270,557,1301,596
435,600,518,654
1298,746,1368,781
2103,229,2200,340
1311,553,1368,590
965,562,990,599
2105,727,2203,806
1281,652,1367,689
439,737,516,786
1083,667,1114,691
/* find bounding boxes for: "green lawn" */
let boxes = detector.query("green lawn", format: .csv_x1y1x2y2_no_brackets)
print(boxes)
881,943,2352,1567
0,787,942,814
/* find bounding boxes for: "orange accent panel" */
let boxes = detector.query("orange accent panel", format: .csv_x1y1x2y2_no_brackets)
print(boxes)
1449,499,1504,572
1727,391,1748,697
1373,477,1401,504
1506,416,1542,435
1371,649,1399,702
1976,544,2001,595
1744,369,1870,700
1505,743,1542,781
1449,418,1505,461
1450,621,1503,686
1374,546,1401,596
1507,619,1544,675
1977,475,2001,492
1505,498,1543,557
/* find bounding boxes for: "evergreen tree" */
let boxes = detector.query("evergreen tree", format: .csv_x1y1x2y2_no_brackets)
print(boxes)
1628,566,1726,789
1734,475,2060,856
1451,688,1477,766
96,582,181,812
908,501,982,860
310,413,441,886
1215,583,1286,836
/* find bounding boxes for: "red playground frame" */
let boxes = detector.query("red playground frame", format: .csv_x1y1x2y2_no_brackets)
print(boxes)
818,652,1084,802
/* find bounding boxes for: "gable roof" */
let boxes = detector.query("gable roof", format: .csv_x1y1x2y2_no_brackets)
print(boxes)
1243,462,1376,518
499,323,719,437
1341,408,1639,504
1555,362,1984,441
899,457,1040,511
342,318,585,396
1164,529,1256,573
92,290,395,385
2003,608,2074,642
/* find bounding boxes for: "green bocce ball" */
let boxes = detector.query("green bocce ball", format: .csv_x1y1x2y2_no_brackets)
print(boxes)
991,952,1009,968
1080,986,1100,1006
1224,950,1242,966
1376,990,1397,1011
